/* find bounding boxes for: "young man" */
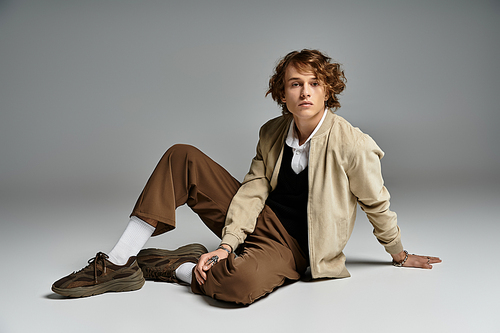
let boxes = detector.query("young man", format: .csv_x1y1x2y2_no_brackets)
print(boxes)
52,49,441,304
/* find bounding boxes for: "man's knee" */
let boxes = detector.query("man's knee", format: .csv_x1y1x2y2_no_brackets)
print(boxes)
160,144,206,166
204,259,283,305
165,143,199,158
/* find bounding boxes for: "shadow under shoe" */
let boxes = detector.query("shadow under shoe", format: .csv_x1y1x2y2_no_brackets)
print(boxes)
137,243,208,283
52,252,145,298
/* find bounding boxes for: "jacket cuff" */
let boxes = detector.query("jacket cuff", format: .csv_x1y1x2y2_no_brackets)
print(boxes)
384,241,404,255
220,233,241,252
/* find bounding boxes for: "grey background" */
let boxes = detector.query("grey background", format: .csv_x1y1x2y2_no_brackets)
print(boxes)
1,0,499,332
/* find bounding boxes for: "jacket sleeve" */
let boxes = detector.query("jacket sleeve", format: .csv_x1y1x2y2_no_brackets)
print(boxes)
347,134,403,254
220,126,272,251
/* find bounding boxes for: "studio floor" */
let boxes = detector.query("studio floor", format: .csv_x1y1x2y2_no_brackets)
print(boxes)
1,181,498,333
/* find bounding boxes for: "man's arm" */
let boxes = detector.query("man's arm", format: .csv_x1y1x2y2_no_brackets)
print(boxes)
348,134,441,269
348,134,402,254
194,127,273,285
220,126,272,250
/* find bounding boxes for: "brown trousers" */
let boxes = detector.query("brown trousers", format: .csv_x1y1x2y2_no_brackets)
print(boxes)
131,144,308,305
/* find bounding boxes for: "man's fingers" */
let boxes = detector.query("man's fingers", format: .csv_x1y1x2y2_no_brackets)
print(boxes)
194,264,207,284
406,254,441,269
194,268,205,285
194,256,207,285
195,273,203,285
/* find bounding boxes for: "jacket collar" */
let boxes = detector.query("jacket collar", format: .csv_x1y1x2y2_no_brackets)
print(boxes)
312,110,337,140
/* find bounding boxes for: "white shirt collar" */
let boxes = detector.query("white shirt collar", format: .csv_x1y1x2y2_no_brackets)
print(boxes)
285,109,328,149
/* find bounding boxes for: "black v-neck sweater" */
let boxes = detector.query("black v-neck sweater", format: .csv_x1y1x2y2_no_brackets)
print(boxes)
266,144,309,257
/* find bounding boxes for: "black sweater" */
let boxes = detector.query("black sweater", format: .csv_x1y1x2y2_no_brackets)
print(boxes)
266,144,309,258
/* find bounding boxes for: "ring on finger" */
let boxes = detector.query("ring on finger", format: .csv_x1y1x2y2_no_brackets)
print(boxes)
206,255,219,266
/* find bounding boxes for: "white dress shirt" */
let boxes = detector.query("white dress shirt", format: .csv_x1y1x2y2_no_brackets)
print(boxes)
285,109,328,174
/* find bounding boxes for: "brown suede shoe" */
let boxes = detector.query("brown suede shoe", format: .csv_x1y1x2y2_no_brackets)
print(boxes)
137,244,208,283
52,252,145,298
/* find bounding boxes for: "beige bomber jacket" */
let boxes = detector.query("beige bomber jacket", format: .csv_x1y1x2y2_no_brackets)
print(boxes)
221,111,403,279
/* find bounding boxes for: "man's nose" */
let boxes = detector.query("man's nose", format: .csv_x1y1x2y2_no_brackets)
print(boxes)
301,85,311,98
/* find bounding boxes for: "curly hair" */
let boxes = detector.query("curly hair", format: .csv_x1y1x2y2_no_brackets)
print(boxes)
266,49,346,114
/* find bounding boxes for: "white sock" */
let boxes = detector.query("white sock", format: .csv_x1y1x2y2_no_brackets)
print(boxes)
175,262,196,284
107,216,155,265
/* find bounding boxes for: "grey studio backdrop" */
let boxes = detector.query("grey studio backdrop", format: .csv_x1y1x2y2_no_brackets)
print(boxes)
1,1,499,333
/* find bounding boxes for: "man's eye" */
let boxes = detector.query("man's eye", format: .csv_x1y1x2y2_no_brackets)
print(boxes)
291,83,299,87
311,82,319,86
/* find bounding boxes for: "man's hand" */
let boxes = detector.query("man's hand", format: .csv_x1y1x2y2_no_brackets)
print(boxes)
194,245,232,285
391,251,442,269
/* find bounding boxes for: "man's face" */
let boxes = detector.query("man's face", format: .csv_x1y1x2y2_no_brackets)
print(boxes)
282,65,327,123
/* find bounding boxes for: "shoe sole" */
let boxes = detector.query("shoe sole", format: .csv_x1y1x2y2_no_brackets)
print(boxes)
137,243,208,260
51,268,145,298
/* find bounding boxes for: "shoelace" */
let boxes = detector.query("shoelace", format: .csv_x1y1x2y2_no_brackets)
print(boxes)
87,252,109,284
